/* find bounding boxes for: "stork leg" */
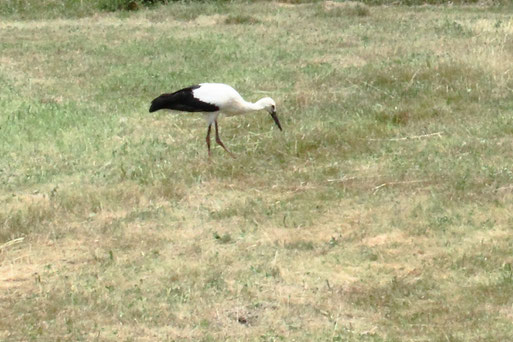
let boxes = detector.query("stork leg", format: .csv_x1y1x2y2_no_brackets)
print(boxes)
215,120,235,158
206,123,212,158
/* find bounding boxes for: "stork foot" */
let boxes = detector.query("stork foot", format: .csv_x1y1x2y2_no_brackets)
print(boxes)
216,139,235,158
214,120,235,158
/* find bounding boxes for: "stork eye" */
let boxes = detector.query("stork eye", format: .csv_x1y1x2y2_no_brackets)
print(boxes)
271,105,275,110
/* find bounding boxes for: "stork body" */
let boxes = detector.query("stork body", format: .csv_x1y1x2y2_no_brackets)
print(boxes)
149,83,282,157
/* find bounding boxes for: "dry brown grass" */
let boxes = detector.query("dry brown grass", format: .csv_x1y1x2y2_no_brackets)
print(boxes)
2,2,513,341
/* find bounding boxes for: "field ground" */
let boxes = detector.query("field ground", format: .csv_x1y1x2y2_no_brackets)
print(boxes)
1,1,513,341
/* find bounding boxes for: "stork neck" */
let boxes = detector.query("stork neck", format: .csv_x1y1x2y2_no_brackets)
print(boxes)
242,99,266,112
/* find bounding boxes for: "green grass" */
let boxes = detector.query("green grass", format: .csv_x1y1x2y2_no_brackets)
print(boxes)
2,1,513,341
1,0,510,20
0,0,165,19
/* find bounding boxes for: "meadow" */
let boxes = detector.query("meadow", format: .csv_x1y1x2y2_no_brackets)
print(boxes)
1,1,513,340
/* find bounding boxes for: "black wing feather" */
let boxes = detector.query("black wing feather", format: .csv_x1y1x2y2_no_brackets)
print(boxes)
149,85,219,113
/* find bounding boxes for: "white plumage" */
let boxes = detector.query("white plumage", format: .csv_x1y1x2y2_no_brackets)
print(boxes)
149,83,282,157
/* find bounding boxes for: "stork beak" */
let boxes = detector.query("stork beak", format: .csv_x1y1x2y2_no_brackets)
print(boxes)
270,111,283,131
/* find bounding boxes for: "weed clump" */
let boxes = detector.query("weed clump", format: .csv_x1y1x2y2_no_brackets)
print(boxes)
213,231,232,244
224,14,261,25
320,1,371,18
98,0,166,12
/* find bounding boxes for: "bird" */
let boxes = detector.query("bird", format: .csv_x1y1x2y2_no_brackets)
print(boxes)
149,83,282,157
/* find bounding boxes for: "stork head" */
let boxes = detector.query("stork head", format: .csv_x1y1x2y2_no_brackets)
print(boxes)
259,97,282,131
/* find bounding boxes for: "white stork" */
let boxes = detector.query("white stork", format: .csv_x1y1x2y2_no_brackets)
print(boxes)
149,83,282,157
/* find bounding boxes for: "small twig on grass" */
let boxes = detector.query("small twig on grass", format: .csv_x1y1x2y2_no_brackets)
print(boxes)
495,185,513,192
345,79,395,98
362,81,395,98
327,175,379,183
325,279,332,291
0,237,25,251
368,132,443,142
327,176,359,183
373,180,429,194
405,69,420,91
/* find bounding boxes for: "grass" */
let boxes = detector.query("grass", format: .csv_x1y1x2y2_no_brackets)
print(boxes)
0,0,162,18
2,1,513,341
